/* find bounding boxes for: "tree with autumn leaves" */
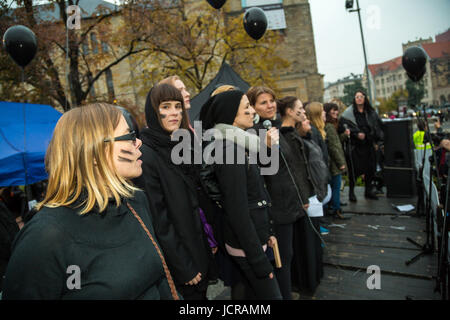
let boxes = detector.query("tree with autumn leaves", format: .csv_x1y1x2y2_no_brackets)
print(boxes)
1,0,289,113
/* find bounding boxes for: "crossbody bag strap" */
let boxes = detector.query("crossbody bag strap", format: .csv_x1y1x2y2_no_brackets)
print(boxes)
126,202,180,300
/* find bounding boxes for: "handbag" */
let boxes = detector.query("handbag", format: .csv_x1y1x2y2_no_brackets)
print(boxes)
126,202,180,300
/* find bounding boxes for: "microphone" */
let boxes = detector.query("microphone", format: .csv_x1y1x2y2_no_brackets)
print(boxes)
263,120,279,145
262,119,272,130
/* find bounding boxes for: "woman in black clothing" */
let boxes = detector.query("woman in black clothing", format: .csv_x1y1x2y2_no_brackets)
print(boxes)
199,90,282,300
269,96,312,299
340,90,384,201
135,83,214,300
281,99,325,296
3,103,178,300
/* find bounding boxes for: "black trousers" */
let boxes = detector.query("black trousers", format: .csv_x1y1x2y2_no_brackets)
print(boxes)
348,142,376,194
273,223,294,300
230,256,282,300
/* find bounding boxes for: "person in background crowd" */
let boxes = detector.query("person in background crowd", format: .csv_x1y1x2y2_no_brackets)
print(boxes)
324,103,350,220
340,90,384,202
135,83,214,300
0,187,21,293
291,108,325,296
2,103,179,300
413,119,432,151
305,102,331,235
199,89,282,300
159,75,191,110
330,97,347,114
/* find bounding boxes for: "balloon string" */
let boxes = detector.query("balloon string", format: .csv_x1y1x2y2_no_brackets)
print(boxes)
21,67,29,193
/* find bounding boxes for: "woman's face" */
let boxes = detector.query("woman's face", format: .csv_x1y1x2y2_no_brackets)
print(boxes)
297,115,311,137
355,92,365,106
174,79,191,110
111,115,143,179
159,100,183,133
287,99,305,124
233,95,256,130
253,93,277,120
329,108,339,120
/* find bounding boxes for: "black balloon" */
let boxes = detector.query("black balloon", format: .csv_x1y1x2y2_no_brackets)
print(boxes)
402,46,427,82
3,25,37,68
243,7,268,40
207,0,226,9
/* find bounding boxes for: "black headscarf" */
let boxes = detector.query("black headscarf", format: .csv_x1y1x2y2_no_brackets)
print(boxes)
199,90,245,130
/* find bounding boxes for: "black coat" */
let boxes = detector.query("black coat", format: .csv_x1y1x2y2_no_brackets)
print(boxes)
262,132,306,225
210,127,274,279
340,105,383,176
280,127,316,205
135,129,213,287
2,191,175,300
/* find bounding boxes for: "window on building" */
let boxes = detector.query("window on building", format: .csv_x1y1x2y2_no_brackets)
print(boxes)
382,88,386,94
105,68,115,101
393,75,396,81
82,39,89,55
90,33,99,54
381,78,384,84
101,41,109,53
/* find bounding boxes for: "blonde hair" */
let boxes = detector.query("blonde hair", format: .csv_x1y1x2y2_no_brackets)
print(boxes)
159,75,181,87
211,85,235,97
305,102,326,139
36,103,139,214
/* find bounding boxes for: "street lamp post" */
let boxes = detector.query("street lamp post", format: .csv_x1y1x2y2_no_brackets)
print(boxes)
346,0,375,111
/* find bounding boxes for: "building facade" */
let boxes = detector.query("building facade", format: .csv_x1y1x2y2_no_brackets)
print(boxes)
323,74,362,103
226,0,324,102
366,31,450,107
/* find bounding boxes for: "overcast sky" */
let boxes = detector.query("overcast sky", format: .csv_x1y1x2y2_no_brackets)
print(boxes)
309,0,450,84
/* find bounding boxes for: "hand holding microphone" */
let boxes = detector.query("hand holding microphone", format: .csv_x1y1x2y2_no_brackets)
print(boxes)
263,120,279,147
343,123,351,137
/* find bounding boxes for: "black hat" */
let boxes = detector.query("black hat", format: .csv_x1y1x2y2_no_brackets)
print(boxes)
200,90,245,130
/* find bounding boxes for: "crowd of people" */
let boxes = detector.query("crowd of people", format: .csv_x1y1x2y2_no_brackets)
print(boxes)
0,77,386,300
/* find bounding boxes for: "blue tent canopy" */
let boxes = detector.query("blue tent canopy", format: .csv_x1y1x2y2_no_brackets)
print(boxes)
0,102,62,187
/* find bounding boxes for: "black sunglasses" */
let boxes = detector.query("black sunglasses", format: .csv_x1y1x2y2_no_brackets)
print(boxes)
104,131,137,143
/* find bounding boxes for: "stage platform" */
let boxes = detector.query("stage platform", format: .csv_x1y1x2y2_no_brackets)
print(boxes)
207,186,441,300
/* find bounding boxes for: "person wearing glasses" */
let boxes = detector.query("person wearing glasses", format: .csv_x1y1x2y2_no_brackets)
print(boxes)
340,90,384,201
2,103,179,299
135,83,214,300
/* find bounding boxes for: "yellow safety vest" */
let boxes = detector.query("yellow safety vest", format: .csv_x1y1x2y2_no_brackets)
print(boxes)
413,130,431,150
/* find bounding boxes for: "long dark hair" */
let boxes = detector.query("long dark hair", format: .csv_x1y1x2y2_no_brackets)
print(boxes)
324,102,339,130
352,89,374,112
277,96,298,117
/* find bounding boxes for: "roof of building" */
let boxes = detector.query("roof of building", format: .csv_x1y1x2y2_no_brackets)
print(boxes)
436,29,450,43
421,41,450,59
368,56,403,77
